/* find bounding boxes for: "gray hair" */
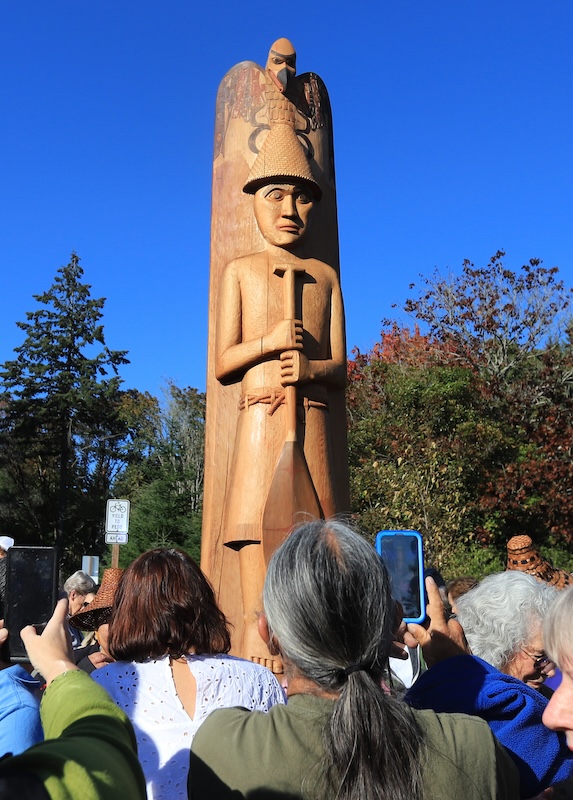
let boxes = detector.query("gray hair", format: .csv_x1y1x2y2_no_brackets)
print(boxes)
544,585,573,669
64,570,97,596
263,519,425,800
264,518,393,684
456,571,557,670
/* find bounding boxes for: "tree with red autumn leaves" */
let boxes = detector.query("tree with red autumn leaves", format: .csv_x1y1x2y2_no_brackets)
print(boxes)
347,253,573,575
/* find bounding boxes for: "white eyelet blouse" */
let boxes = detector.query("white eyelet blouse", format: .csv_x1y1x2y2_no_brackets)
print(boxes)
92,653,286,800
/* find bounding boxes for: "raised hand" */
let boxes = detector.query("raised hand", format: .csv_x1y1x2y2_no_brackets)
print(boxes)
405,577,468,668
20,598,77,686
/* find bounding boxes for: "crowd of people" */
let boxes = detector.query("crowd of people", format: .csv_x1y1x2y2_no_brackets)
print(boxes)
0,525,571,799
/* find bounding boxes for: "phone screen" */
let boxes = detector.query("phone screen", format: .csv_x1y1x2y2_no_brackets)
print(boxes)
4,547,59,662
375,531,425,624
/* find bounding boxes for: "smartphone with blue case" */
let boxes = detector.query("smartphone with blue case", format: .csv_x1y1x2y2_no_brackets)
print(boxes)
375,530,425,624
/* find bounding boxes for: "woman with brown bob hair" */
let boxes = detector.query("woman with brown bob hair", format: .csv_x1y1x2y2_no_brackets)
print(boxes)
108,548,229,660
92,548,285,800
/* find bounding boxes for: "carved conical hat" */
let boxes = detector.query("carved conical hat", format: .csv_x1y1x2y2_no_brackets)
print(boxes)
506,534,572,590
243,122,322,199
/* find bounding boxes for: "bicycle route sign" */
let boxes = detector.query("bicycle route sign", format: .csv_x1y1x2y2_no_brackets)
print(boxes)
105,499,130,544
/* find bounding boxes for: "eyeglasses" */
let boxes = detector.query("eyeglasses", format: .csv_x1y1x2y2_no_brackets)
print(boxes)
521,648,554,675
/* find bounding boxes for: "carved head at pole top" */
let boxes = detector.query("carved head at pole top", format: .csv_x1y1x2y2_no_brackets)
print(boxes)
266,38,297,93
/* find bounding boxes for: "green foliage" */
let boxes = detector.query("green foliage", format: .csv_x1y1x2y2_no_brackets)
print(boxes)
348,254,573,573
348,356,504,568
475,338,573,545
0,254,129,570
113,479,202,566
437,540,505,581
435,539,573,583
539,541,573,575
110,382,205,566
0,252,205,572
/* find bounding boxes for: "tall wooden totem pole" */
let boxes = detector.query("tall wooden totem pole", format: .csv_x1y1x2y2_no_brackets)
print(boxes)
201,38,349,670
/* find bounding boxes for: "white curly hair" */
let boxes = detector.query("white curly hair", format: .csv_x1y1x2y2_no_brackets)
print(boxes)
455,571,557,670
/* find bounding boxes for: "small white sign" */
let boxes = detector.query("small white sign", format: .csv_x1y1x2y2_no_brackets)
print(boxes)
105,532,129,545
82,555,100,583
105,499,130,533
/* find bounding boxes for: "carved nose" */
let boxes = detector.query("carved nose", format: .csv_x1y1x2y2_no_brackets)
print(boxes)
282,195,296,217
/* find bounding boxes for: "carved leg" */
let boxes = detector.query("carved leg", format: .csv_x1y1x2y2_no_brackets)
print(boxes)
238,543,283,673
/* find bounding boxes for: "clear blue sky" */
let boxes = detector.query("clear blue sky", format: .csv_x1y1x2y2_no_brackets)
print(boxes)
2,1,572,397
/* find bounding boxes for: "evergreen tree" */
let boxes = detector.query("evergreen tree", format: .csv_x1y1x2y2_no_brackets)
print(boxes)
0,253,129,567
112,382,205,565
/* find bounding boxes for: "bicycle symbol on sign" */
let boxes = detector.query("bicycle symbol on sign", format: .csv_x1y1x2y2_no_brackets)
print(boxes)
109,502,127,514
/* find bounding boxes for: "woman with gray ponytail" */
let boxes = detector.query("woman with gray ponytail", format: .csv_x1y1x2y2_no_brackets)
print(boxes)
189,520,519,800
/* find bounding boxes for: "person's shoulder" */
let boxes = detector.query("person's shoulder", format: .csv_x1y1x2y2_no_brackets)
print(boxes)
190,704,277,792
415,708,520,798
0,665,40,709
197,653,263,672
194,699,286,745
416,706,497,737
213,653,273,673
0,664,36,685
415,707,511,767
91,659,145,683
198,654,285,690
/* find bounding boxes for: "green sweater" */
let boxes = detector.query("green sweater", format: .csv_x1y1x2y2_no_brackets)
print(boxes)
189,693,520,799
0,669,146,800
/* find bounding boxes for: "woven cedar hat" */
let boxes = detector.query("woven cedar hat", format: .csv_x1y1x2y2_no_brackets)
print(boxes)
69,567,123,631
243,122,322,200
506,535,572,590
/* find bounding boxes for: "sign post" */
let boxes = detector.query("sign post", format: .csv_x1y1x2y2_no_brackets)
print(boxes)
105,499,130,568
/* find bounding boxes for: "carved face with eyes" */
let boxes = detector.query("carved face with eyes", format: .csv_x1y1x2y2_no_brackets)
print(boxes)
253,183,314,250
266,38,296,92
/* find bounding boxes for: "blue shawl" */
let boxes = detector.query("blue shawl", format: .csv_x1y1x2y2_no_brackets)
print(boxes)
405,655,573,797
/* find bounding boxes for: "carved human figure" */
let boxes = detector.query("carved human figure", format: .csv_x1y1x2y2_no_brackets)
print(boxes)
215,132,346,665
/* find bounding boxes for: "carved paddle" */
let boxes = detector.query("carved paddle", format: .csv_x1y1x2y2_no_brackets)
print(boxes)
261,264,322,565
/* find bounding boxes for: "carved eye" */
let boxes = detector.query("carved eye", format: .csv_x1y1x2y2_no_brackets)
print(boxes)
296,191,311,205
266,189,284,201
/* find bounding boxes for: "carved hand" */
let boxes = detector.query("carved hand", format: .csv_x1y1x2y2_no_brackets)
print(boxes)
264,318,303,355
280,349,311,385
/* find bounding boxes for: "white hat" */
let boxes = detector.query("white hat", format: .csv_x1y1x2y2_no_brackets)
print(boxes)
0,537,15,551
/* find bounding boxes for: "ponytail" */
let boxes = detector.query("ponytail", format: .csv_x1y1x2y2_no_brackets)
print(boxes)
264,520,426,800
325,671,424,800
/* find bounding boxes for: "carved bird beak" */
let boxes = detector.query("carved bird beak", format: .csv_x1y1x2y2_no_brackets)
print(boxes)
267,66,290,93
